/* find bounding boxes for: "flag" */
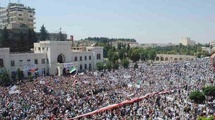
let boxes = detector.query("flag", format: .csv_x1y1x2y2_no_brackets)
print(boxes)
137,80,141,85
69,67,76,73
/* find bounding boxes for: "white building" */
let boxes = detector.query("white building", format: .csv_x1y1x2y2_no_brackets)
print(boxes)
0,3,35,29
180,37,196,46
0,41,103,77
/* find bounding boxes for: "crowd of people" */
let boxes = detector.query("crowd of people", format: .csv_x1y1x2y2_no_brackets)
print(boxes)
0,57,215,120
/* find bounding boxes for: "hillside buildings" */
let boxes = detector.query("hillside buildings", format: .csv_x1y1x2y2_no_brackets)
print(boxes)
0,40,103,77
0,3,35,29
180,37,196,46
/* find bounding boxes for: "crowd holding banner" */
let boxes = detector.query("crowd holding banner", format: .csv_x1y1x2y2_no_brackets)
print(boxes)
0,57,214,119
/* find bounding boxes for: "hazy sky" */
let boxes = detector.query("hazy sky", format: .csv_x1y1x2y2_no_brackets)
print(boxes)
1,0,215,44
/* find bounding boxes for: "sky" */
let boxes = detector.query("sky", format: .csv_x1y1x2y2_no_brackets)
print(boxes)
1,0,215,44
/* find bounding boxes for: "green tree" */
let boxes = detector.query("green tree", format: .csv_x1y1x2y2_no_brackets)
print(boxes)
16,32,28,52
134,62,138,69
0,69,11,86
121,59,129,68
112,63,119,70
128,48,141,62
147,49,156,60
203,86,215,99
58,31,65,41
118,49,126,60
111,53,119,64
27,28,38,49
0,27,10,48
16,68,24,81
197,116,215,120
96,62,104,71
189,91,205,104
106,61,112,71
39,25,49,41
127,44,130,52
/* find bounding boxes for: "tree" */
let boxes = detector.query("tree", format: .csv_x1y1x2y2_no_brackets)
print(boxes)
197,116,215,120
111,53,119,64
16,68,24,81
58,31,65,41
0,69,11,86
0,27,10,48
121,59,129,68
112,63,119,70
127,44,130,52
39,25,49,41
147,49,156,60
27,28,38,50
128,48,141,62
189,91,205,104
134,62,138,69
16,32,27,52
96,62,104,71
118,49,126,60
106,61,112,71
202,86,215,99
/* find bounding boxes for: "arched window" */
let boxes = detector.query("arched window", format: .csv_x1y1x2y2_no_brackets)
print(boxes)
57,54,65,63
161,57,164,61
0,59,4,67
165,57,168,61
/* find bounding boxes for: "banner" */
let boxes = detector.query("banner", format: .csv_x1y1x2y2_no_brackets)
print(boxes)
64,63,75,68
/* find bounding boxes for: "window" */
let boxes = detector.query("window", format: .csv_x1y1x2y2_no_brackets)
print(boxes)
74,57,77,62
85,56,87,60
0,59,4,67
29,15,33,17
42,47,44,50
18,18,23,21
89,63,92,70
11,61,15,66
38,47,40,50
34,59,38,64
19,14,22,16
41,59,45,64
80,65,82,70
19,60,23,62
89,56,91,60
97,54,101,60
85,64,87,69
27,59,31,62
28,19,33,22
47,59,49,64
80,56,82,61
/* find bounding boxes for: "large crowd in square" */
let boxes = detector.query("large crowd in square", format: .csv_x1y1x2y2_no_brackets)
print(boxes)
0,57,215,120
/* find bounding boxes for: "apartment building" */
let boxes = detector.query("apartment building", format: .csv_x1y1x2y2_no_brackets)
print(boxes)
0,3,35,29
180,37,196,46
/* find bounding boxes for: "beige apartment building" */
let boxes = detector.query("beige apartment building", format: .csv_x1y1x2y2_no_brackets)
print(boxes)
180,37,196,46
0,3,35,29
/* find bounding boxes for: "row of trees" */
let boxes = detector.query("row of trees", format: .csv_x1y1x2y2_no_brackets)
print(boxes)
0,68,24,87
0,27,37,52
155,43,209,57
0,25,65,52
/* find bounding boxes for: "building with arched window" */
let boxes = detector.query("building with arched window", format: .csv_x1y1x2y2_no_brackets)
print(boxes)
0,41,103,77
